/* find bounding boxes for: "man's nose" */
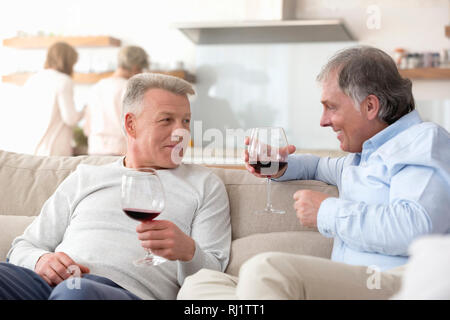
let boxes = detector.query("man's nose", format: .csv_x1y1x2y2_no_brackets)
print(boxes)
171,125,190,143
320,112,331,127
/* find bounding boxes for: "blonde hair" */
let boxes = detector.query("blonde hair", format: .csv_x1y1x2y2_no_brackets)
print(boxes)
44,42,78,76
121,73,195,134
118,46,149,72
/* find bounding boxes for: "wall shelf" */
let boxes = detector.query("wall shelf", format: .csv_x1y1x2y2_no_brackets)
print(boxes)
2,70,196,86
2,35,195,84
2,36,121,48
2,72,114,85
398,68,450,80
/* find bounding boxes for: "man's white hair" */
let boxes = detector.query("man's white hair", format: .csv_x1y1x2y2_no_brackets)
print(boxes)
121,73,195,135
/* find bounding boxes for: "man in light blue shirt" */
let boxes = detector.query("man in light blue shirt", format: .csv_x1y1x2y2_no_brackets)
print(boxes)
179,46,450,300
280,108,449,271
248,45,450,298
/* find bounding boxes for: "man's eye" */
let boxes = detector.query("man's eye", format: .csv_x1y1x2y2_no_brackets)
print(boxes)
184,119,191,124
160,118,171,122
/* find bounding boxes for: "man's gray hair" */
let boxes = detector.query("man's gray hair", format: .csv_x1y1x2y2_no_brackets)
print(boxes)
317,46,415,124
121,73,195,134
118,46,150,72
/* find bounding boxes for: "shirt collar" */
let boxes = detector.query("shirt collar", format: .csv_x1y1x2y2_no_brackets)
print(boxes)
362,110,422,152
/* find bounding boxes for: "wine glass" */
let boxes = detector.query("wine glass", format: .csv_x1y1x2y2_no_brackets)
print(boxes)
121,167,167,266
248,127,289,214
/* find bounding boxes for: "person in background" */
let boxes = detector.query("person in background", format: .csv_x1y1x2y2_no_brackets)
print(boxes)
83,46,149,155
23,42,84,156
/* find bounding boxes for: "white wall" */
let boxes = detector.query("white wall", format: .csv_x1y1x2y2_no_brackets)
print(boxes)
0,0,449,153
192,0,450,150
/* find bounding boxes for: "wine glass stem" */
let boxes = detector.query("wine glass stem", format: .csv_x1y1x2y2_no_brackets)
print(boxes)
145,249,154,259
265,177,273,211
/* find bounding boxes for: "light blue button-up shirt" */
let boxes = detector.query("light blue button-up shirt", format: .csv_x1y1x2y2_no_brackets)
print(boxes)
277,110,450,271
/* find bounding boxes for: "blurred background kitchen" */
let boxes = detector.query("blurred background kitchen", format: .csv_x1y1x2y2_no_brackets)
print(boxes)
0,0,449,165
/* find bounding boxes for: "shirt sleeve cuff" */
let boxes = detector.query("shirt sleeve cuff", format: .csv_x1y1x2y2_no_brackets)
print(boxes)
317,197,339,238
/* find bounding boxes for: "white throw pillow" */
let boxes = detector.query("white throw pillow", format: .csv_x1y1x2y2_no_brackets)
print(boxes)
392,235,450,300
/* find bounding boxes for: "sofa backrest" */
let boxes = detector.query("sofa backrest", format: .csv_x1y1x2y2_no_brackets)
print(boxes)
212,168,339,239
0,149,339,241
0,150,117,217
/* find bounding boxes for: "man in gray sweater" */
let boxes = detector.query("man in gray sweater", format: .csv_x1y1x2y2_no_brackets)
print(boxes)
0,73,231,300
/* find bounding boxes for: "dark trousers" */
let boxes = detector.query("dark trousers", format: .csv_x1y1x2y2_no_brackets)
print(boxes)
0,262,141,300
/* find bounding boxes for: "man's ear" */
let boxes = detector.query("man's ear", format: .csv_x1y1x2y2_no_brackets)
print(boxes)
363,94,381,121
124,113,137,138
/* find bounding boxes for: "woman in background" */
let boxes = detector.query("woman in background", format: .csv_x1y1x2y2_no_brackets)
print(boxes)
83,45,149,155
24,42,84,156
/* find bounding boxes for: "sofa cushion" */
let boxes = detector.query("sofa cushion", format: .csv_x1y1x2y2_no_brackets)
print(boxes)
225,231,334,276
0,215,36,262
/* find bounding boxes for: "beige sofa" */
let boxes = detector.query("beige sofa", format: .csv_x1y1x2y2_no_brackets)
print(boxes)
0,149,337,277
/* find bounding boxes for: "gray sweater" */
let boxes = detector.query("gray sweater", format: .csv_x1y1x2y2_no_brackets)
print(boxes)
7,158,231,299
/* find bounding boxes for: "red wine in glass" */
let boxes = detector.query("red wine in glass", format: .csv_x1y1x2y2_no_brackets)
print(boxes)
121,167,166,266
248,127,289,214
123,208,160,222
248,161,288,177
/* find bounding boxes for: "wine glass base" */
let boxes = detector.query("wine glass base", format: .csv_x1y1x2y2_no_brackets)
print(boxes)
152,255,168,266
133,255,167,267
254,208,286,214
